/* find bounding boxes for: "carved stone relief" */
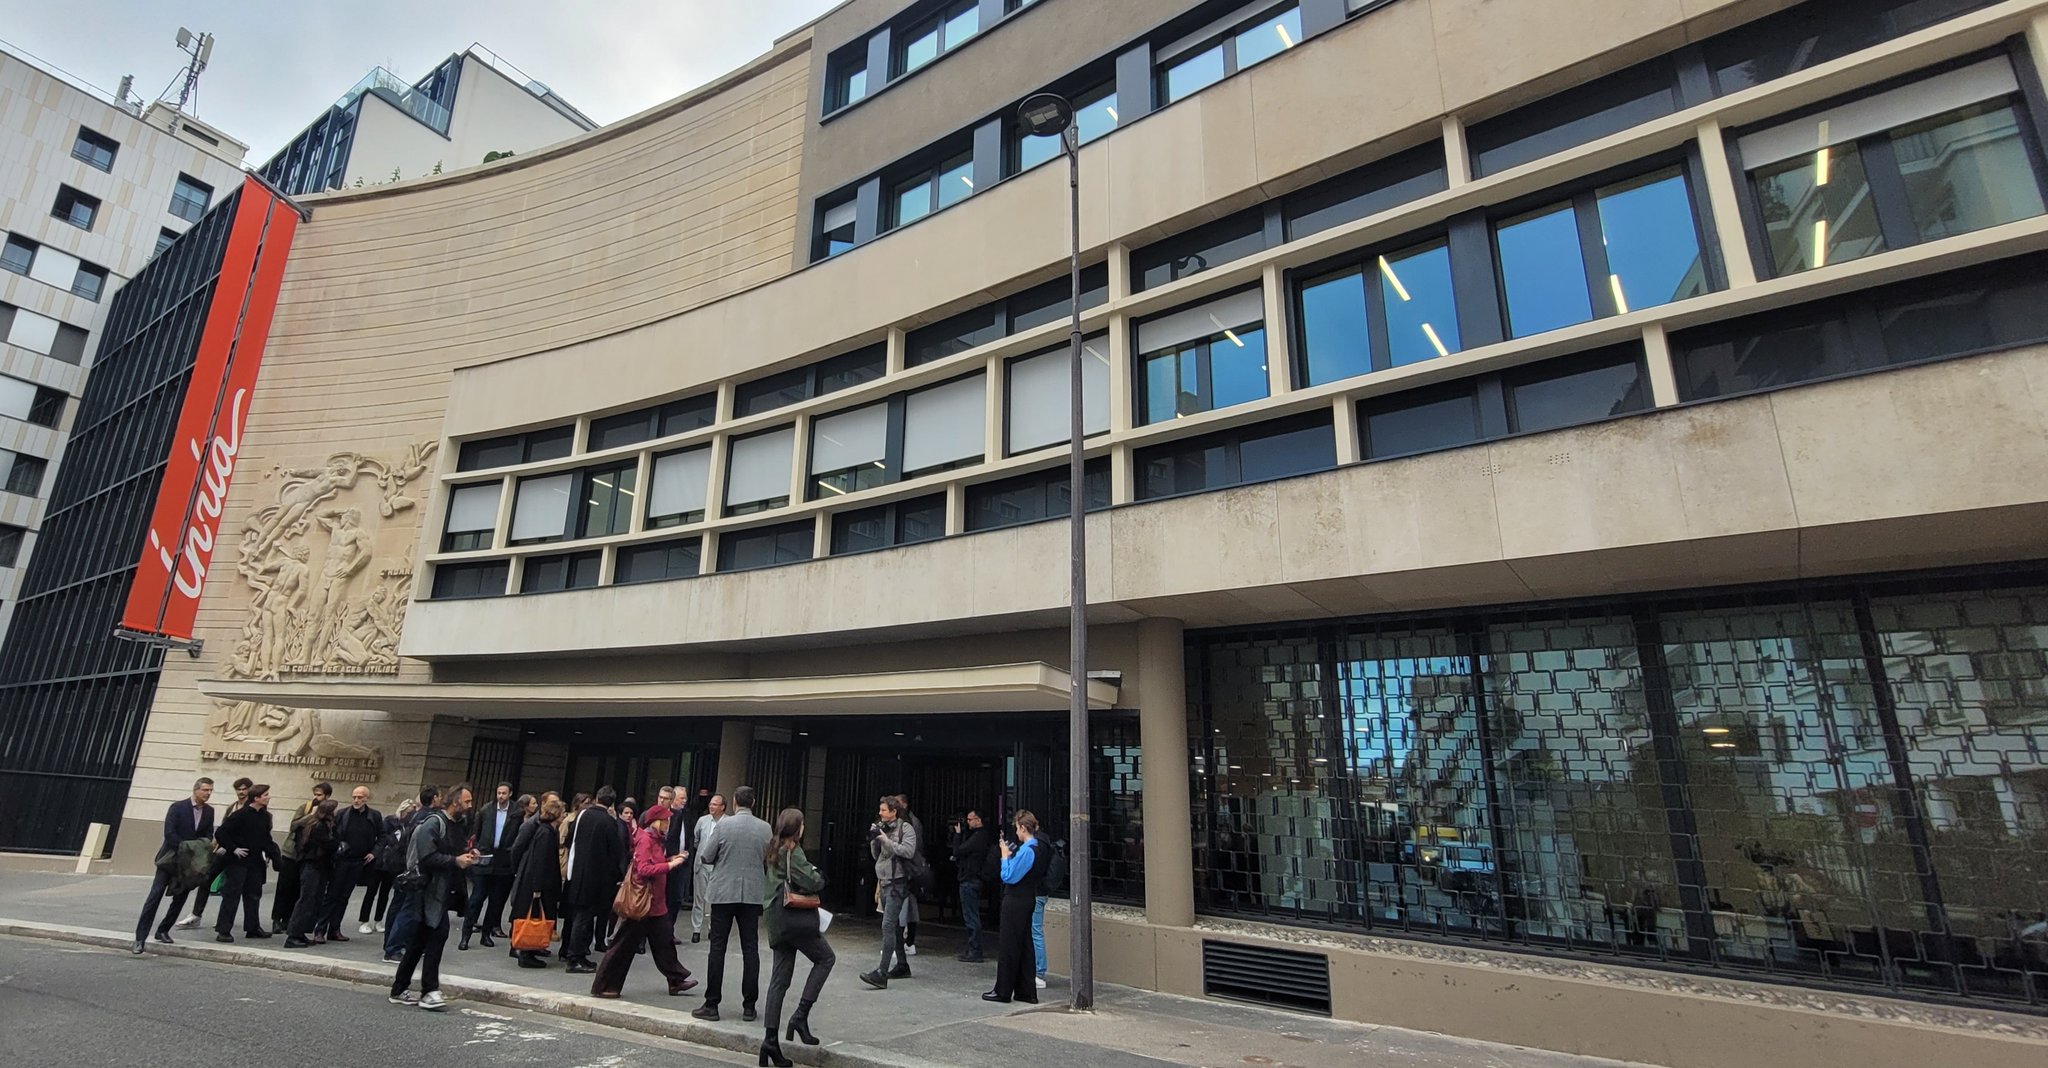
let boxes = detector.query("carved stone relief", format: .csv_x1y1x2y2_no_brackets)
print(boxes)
204,439,438,774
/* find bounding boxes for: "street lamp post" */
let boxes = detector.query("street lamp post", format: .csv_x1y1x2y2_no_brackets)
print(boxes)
1017,91,1092,1012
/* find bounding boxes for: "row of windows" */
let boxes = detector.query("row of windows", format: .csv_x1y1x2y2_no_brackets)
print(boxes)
2,234,110,301
46,172,212,235
826,0,1040,114
0,303,91,365
812,0,2000,264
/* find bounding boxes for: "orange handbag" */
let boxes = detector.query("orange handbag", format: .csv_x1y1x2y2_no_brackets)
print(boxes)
511,895,555,952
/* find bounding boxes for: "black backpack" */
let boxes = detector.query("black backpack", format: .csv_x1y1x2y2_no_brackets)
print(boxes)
1044,840,1069,894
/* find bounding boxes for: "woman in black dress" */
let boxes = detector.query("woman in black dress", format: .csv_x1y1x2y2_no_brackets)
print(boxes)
984,809,1049,1004
284,799,338,947
507,795,565,968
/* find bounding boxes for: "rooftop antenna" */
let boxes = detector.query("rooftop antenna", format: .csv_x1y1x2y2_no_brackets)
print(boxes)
115,74,140,114
161,27,214,113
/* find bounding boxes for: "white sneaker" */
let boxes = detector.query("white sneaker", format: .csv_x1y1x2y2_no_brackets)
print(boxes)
388,991,420,1006
1035,976,1047,989
906,944,917,957
418,992,447,1011
358,922,375,935
374,921,385,933
175,916,201,930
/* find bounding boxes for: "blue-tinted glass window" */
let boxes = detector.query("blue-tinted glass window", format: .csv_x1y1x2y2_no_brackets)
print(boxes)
1014,82,1117,175
1380,242,1460,365
1299,270,1370,386
937,155,975,209
1596,168,1708,313
1140,325,1269,425
900,21,940,74
1505,350,1650,434
1362,388,1482,459
943,4,980,46
895,176,933,227
1212,327,1269,409
1496,206,1592,338
1234,7,1302,68
1704,0,1994,95
1145,348,1196,424
1162,46,1225,104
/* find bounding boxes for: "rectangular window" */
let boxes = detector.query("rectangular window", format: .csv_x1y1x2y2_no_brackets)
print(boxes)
826,45,870,111
810,402,890,498
1467,56,1680,178
1132,208,1268,293
1,235,33,276
52,186,100,230
588,394,714,451
1013,81,1119,174
1703,0,1997,96
1157,5,1302,106
154,228,179,258
0,449,46,497
431,560,509,599
520,550,602,593
0,376,45,423
894,0,979,78
1361,382,1484,460
1136,290,1268,424
716,519,814,572
577,462,637,539
736,345,883,417
1672,250,2048,400
1006,264,1110,334
0,522,21,565
72,127,118,171
1596,169,1711,313
1496,204,1594,337
1495,165,1708,338
456,425,575,471
830,492,947,554
907,303,1004,367
617,537,702,584
1297,237,1463,387
965,458,1110,532
509,473,575,544
169,174,213,223
1006,334,1111,454
72,263,108,302
1741,59,2044,276
1284,142,1450,241
4,307,60,356
817,345,886,396
725,426,795,515
1357,341,1651,459
890,150,975,229
647,447,711,528
441,482,502,552
901,373,986,478
1502,347,1651,434
1136,411,1337,500
26,385,63,428
815,196,857,260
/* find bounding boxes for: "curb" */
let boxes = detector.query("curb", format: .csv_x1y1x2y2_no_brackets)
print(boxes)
0,918,942,1068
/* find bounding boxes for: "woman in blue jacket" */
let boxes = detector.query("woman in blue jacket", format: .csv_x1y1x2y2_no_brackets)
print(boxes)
984,809,1050,1004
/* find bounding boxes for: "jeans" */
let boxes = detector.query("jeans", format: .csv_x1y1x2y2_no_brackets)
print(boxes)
957,880,984,956
763,927,834,1034
1032,895,1048,975
390,901,451,995
383,890,421,957
134,870,193,942
878,880,910,974
703,902,762,1008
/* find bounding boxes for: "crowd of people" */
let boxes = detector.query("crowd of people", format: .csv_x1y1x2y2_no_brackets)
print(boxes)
133,775,1063,1067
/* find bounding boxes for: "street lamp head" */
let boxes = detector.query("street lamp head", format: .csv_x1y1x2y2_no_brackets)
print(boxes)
1018,92,1075,138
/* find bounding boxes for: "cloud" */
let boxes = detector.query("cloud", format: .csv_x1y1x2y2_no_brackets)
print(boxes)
0,0,841,161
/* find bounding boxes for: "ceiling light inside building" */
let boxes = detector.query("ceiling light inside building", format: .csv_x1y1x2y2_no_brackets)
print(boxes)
1420,322,1450,357
1276,24,1295,48
1378,256,1412,302
1609,274,1629,315
1812,219,1828,268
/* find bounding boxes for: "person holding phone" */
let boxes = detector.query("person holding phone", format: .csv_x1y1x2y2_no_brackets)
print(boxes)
984,809,1050,1004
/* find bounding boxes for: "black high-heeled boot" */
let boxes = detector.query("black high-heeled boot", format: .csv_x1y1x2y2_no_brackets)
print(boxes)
785,999,818,1045
757,1030,792,1067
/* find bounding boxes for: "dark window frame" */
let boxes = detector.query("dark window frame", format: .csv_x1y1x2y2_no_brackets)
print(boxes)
813,192,859,260
507,459,636,547
1133,288,1270,425
586,394,716,452
575,460,640,540
735,344,887,418
646,446,713,529
1356,341,1652,462
828,492,948,555
168,174,213,224
26,385,66,428
1005,75,1120,178
3,449,46,497
724,425,797,517
1154,2,1304,107
0,522,22,566
1134,409,1338,502
886,146,976,231
51,185,100,231
715,518,816,573
72,263,108,303
1132,205,1279,293
71,126,118,171
519,549,603,594
891,0,981,79
430,560,510,600
153,228,179,258
1282,140,1451,241
906,264,1108,367
616,536,704,585
1729,48,2048,281
825,43,872,113
456,425,575,472
0,235,33,277
964,456,1112,533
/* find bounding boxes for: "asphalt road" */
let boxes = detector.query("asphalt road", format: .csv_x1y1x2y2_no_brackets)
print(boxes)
0,934,754,1068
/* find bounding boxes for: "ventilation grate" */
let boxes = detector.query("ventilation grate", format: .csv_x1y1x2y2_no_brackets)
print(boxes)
1201,939,1332,1015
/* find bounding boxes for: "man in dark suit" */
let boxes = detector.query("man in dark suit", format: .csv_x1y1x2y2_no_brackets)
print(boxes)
461,782,520,951
561,785,626,973
323,785,382,942
133,777,217,953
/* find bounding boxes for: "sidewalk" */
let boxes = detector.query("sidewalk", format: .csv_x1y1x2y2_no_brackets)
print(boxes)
0,869,1649,1068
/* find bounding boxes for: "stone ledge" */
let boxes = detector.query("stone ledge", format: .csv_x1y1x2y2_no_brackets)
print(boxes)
0,918,944,1068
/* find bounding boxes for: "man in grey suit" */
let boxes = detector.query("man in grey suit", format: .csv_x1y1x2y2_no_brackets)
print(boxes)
690,785,772,1023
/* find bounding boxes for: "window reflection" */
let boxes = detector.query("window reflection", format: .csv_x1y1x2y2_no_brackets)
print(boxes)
1752,139,1885,274
1381,242,1461,364
1893,101,2046,243
1015,84,1118,173
1141,325,1268,424
1496,205,1594,337
1163,46,1225,104
1298,270,1370,386
1234,7,1302,68
1596,169,1708,312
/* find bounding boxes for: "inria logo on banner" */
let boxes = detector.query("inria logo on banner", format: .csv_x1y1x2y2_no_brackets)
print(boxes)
147,387,247,599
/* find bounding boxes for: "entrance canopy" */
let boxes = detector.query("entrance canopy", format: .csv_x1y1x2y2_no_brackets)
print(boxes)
196,661,1120,719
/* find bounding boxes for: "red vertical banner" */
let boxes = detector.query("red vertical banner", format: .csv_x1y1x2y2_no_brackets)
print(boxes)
120,176,300,641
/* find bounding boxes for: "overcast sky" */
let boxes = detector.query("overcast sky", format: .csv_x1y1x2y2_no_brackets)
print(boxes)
0,0,844,161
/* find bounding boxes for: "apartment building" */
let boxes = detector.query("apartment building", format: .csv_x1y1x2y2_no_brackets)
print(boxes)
2,2,2046,1064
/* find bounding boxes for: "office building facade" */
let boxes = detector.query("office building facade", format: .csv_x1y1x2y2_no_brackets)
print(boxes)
8,1,2048,1064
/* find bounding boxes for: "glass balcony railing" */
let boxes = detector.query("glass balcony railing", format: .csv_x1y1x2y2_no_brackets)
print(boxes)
336,67,452,135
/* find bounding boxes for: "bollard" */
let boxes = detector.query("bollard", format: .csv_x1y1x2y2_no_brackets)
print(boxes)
75,822,109,874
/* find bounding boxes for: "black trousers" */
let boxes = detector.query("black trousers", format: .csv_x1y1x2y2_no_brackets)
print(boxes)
391,903,451,995
214,863,267,936
358,869,395,923
992,889,1039,1003
271,860,302,927
703,902,762,1009
464,874,512,935
285,863,330,940
134,870,193,942
567,899,612,962
324,860,365,936
763,926,834,1034
590,914,692,996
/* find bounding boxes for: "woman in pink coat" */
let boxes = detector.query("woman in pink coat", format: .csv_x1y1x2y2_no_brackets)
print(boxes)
590,805,698,998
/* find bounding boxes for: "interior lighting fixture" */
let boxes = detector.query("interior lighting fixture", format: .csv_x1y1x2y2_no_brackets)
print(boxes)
1377,256,1411,301
1814,119,1832,186
1420,322,1450,357
1609,274,1630,314
1812,219,1829,268
1701,726,1732,735
1105,105,1118,122
1710,742,1738,750
1223,328,1245,347
961,175,975,190
818,480,847,496
1276,23,1295,48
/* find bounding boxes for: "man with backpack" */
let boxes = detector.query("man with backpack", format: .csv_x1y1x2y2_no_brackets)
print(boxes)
382,786,439,963
859,795,922,989
389,782,479,1011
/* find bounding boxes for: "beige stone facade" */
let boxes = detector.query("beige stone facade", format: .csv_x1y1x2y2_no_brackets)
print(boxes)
96,1,2048,1063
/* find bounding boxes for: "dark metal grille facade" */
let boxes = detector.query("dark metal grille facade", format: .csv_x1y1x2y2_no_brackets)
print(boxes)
0,190,243,854
1188,566,2048,1007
